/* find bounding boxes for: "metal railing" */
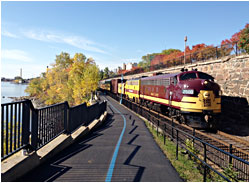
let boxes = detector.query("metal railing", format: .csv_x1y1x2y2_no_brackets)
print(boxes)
107,41,246,79
1,100,30,159
68,102,88,133
1,100,107,160
32,102,66,150
108,92,249,182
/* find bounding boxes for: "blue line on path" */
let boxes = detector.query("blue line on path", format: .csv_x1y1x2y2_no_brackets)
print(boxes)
104,97,126,182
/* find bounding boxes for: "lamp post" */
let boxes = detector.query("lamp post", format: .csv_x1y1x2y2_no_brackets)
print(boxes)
184,36,187,65
120,74,123,104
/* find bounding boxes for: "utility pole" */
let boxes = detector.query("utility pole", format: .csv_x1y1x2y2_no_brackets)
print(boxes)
120,74,123,104
184,36,187,65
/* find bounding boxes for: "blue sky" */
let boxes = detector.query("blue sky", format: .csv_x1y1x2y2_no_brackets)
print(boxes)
1,1,249,79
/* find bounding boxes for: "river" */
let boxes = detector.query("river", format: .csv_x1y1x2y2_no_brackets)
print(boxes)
1,82,28,104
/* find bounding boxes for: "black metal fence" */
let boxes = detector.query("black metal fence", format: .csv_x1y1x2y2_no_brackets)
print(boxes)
109,92,249,182
68,102,88,133
108,41,247,79
1,100,107,160
1,101,30,159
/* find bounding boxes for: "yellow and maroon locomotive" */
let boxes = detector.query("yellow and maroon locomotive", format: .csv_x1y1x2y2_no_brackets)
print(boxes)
140,70,221,128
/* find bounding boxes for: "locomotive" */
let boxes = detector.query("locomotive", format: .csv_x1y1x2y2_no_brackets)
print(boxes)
100,69,221,129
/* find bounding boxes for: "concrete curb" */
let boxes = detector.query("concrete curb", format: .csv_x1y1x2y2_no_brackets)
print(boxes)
1,111,108,182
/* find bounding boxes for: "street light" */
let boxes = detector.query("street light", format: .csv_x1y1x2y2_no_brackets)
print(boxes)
120,74,123,104
184,36,187,65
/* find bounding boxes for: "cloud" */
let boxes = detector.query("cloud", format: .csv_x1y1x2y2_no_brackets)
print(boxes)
22,29,108,54
2,49,33,62
2,30,19,38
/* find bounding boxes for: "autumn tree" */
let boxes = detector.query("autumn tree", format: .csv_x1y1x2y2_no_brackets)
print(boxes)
220,23,249,55
26,52,100,106
68,54,99,105
238,24,249,53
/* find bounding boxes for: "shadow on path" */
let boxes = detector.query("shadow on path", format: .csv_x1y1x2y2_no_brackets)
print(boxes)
16,113,116,182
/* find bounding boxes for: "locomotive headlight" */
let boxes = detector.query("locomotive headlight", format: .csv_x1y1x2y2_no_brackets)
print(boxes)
203,91,210,99
182,89,194,95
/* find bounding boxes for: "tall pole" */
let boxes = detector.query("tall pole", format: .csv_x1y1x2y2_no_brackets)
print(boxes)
184,36,187,65
120,74,123,104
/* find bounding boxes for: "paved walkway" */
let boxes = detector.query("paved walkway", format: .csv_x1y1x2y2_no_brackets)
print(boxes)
17,94,182,182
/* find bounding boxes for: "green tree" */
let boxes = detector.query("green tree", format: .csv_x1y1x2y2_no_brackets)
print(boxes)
25,77,43,98
103,67,109,79
138,59,150,68
161,49,181,55
54,52,73,69
109,71,116,77
141,53,159,63
99,70,104,80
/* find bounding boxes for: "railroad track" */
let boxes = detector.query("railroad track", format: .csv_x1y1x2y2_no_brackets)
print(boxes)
139,102,249,160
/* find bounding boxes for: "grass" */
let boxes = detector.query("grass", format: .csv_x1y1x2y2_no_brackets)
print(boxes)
143,120,229,182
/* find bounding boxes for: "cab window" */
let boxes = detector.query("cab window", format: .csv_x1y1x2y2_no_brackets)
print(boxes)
198,73,214,81
180,73,197,80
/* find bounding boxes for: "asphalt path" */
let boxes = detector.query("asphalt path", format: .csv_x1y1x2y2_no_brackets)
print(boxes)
17,94,182,182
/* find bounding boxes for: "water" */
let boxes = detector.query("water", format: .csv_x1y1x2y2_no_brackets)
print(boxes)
1,82,28,104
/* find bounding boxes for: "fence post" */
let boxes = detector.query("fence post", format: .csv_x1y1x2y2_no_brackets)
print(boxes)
22,101,31,147
164,124,166,145
229,144,233,164
203,143,207,182
31,108,38,150
151,118,153,131
105,100,107,111
193,128,195,144
64,102,69,134
157,120,159,136
171,119,174,141
176,130,179,160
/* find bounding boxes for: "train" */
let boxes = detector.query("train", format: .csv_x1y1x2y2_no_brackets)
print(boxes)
100,69,221,129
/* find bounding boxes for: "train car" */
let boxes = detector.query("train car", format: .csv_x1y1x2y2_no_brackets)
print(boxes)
140,70,221,129
111,79,127,95
111,79,120,94
99,79,111,91
125,78,140,103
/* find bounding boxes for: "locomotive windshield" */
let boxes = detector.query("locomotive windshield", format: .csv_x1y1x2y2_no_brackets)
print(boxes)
198,72,214,81
179,72,214,81
180,73,197,80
